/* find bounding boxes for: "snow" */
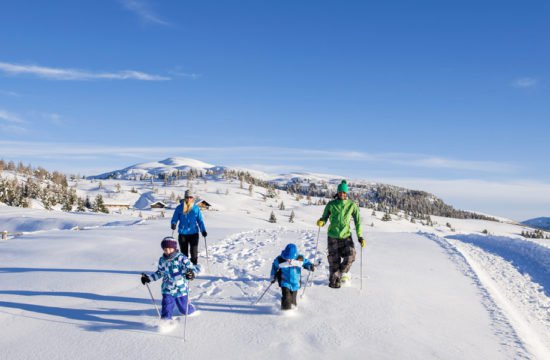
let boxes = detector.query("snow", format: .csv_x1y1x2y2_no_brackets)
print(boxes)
1,173,549,359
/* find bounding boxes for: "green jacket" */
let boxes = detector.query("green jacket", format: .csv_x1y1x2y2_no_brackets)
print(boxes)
320,199,362,239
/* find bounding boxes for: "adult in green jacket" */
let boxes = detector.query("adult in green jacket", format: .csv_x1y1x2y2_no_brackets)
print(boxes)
317,180,365,288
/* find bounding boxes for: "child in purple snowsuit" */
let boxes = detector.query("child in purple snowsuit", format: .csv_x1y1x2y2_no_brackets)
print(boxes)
140,236,200,319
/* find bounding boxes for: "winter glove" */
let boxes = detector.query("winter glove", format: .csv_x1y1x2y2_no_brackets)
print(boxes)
201,231,207,237
185,270,196,280
270,277,277,284
171,223,176,231
316,219,325,227
309,264,315,272
140,273,151,285
358,237,366,248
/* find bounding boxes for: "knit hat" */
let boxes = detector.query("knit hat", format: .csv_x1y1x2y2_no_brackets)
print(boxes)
184,189,193,198
281,243,298,260
160,236,178,249
337,180,349,193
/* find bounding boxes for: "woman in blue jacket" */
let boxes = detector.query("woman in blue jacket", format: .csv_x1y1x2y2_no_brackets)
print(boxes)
170,190,207,265
270,243,315,310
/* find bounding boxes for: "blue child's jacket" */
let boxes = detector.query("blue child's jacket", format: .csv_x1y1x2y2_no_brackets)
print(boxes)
270,253,313,292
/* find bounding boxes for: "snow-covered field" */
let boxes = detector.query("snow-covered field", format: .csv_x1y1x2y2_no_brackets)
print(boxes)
1,174,549,359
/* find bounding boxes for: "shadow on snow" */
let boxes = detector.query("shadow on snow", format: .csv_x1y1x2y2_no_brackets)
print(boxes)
0,267,141,275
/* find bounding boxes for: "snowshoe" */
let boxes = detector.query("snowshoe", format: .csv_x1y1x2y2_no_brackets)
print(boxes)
341,272,351,285
158,318,178,333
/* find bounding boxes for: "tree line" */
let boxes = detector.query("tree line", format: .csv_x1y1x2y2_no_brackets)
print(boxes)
0,160,108,213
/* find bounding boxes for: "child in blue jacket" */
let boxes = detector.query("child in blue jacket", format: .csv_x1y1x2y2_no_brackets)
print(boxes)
270,243,315,310
141,236,200,319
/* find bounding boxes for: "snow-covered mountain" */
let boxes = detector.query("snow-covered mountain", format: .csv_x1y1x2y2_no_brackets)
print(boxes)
523,217,550,230
91,157,219,180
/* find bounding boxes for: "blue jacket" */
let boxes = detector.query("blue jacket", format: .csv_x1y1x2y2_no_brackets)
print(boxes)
270,254,313,292
148,251,198,296
171,201,206,235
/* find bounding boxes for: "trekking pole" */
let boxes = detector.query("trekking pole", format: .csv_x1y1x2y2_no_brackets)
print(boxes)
301,227,321,298
253,281,275,305
360,246,363,291
144,279,161,319
184,283,190,342
203,235,210,271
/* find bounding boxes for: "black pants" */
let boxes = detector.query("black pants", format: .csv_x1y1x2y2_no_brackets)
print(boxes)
178,233,199,265
281,287,298,310
327,236,356,285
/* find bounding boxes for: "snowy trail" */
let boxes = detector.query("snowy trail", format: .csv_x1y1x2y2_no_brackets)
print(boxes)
433,234,550,358
0,219,528,359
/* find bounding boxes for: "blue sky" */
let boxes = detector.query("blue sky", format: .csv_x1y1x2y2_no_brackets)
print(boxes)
0,0,549,220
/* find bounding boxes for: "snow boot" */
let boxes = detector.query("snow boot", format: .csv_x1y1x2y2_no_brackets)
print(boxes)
341,272,351,284
329,271,341,288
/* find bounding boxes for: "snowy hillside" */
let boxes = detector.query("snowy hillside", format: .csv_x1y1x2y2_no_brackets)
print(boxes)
1,174,549,360
91,157,217,180
83,157,497,221
523,217,550,231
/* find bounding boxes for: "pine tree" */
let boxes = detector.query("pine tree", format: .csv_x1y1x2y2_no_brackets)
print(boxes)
382,213,392,221
269,211,277,223
93,194,109,213
248,184,254,196
289,210,295,223
279,201,285,210
77,198,86,212
85,196,93,209
61,201,73,212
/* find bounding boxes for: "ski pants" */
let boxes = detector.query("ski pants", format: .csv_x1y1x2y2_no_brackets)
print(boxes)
161,294,195,319
178,233,199,265
327,236,356,284
281,287,297,310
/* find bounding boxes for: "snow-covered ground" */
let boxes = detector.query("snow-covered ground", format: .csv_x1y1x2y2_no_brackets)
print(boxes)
1,175,549,359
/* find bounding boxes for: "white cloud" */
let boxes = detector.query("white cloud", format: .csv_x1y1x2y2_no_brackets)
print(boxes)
42,113,63,125
0,142,515,174
120,0,171,26
0,124,27,134
512,77,538,88
0,62,170,81
0,89,20,97
170,71,202,80
391,155,516,173
0,109,24,123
